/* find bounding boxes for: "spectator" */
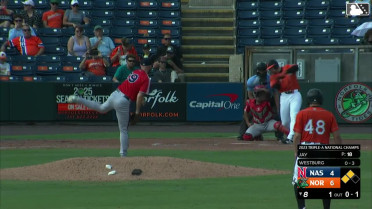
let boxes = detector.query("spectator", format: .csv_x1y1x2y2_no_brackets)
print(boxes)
165,46,184,82
8,14,36,40
152,56,172,83
63,0,89,28
79,49,109,77
1,24,44,56
67,25,90,57
89,25,115,57
0,51,10,75
112,54,139,83
42,0,64,28
20,0,42,28
110,37,139,68
155,33,182,63
140,43,154,63
0,0,14,27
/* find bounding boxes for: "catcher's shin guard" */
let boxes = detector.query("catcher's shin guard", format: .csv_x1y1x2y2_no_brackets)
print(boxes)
274,121,289,136
243,133,253,141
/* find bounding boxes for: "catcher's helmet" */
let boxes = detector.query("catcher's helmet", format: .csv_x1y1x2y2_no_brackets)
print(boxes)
307,88,323,105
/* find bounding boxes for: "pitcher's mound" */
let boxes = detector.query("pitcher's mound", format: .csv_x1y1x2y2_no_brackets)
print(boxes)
0,157,288,181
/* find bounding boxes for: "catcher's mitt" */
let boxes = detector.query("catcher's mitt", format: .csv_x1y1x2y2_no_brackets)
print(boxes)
129,113,140,125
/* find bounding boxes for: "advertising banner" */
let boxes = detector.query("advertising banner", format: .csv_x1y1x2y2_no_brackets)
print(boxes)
56,83,113,121
140,83,186,121
187,83,244,121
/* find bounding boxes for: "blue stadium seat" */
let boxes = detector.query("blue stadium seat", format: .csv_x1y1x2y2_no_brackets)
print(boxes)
34,0,49,9
282,0,305,11
90,18,112,27
93,10,114,18
238,28,261,38
106,67,117,76
21,76,44,82
306,0,330,10
62,56,84,65
61,64,82,75
159,1,180,10
10,55,36,64
94,1,115,10
44,45,67,56
136,28,159,38
40,75,67,82
40,36,61,45
261,20,284,28
59,0,70,9
308,19,334,27
160,28,181,38
237,10,260,19
158,11,180,18
137,10,158,19
264,38,288,46
236,1,259,10
285,19,308,28
88,76,112,83
134,38,159,46
78,0,93,10
138,0,158,10
11,65,35,76
327,9,347,18
288,38,313,45
110,27,134,38
38,28,63,37
7,0,23,9
283,28,307,38
332,28,354,38
339,37,362,45
160,19,181,27
36,55,62,64
238,38,264,46
137,19,159,28
0,75,22,82
116,0,137,10
259,1,282,11
259,10,283,19
36,64,60,75
64,74,88,82
160,38,180,46
307,27,331,38
283,10,304,19
333,18,359,27
329,0,347,9
81,10,92,18
261,28,283,39
305,10,327,19
313,37,339,45
62,27,75,37
114,10,136,19
113,18,136,28
237,20,260,28
0,27,10,38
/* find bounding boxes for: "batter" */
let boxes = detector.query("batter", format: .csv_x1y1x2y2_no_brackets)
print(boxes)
68,58,152,157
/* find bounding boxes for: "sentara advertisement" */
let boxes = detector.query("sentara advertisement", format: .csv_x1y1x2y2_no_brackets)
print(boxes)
140,83,186,121
56,83,112,121
187,83,244,121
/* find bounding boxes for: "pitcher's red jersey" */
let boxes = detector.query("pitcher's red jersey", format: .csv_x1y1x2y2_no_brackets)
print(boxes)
118,69,150,101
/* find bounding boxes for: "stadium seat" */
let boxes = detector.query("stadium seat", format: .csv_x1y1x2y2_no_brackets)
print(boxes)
327,9,347,18
306,0,330,10
308,19,334,27
6,0,23,9
21,76,43,82
81,10,92,18
61,64,82,75
36,64,60,75
64,74,88,82
329,0,347,9
332,28,354,38
44,45,67,56
34,0,49,9
90,18,112,27
10,55,36,64
313,37,339,45
0,27,10,38
261,20,284,28
10,65,35,76
136,28,159,38
263,38,288,46
237,20,260,28
158,11,180,18
238,28,261,38
38,28,63,37
283,10,304,19
134,38,159,46
106,67,116,76
237,10,260,19
0,75,22,82
282,0,305,11
339,37,362,45
116,0,137,10
333,18,359,27
137,10,158,19
236,1,259,10
138,0,158,10
259,10,283,20
160,28,181,37
110,27,134,38
160,19,181,27
288,37,313,45
283,28,307,38
88,76,113,83
93,10,114,18
40,36,61,45
113,18,136,28
305,10,328,19
62,56,84,64
78,0,93,10
160,37,180,46
259,1,282,11
261,28,283,39
307,27,331,38
94,1,115,10
238,38,264,46
285,19,308,28
59,0,70,9
40,75,67,82
137,19,159,28
114,10,136,19
159,1,180,10
36,55,62,64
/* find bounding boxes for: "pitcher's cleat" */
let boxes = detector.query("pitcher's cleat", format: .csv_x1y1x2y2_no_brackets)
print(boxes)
67,95,78,103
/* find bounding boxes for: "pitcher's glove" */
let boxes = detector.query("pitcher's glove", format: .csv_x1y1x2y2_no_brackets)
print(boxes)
130,113,140,125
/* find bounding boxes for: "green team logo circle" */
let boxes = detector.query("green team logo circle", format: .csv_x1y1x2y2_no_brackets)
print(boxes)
335,83,372,123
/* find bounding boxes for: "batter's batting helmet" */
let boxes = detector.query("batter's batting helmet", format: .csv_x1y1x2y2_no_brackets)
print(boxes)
307,88,323,105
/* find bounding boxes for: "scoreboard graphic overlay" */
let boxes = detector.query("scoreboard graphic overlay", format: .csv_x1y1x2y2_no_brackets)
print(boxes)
297,145,360,199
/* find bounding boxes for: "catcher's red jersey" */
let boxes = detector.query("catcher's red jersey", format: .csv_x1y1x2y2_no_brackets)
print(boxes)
118,69,150,101
270,64,300,93
294,107,339,144
244,99,273,124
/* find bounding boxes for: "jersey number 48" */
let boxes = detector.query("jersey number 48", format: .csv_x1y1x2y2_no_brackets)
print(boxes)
304,119,325,135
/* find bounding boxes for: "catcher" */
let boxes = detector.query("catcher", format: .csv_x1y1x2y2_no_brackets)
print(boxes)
242,85,289,141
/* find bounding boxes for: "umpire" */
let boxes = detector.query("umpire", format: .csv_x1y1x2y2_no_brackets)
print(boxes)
238,62,283,141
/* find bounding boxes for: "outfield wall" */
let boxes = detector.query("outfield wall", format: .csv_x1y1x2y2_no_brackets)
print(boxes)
0,82,371,124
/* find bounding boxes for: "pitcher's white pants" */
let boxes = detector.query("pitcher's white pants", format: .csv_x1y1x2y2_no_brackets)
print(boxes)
75,90,130,156
280,90,302,140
